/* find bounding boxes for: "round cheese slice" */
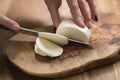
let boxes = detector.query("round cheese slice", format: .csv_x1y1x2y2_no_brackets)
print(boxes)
34,37,63,57
38,32,68,45
35,44,47,56
56,19,91,43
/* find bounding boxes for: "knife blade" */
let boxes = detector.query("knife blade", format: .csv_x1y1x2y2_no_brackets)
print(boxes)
19,27,38,36
0,25,93,47
0,25,38,36
69,39,93,47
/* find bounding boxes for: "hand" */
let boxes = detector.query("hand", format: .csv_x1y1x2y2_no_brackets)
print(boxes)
0,14,20,31
45,0,98,28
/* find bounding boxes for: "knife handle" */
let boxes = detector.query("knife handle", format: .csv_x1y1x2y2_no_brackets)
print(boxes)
0,25,38,36
0,25,13,31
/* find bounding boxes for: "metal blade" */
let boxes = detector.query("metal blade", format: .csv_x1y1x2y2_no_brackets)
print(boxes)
69,39,94,48
19,27,38,36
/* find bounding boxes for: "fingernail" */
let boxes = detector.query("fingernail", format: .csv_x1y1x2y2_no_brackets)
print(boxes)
94,15,98,22
85,22,92,29
53,27,56,33
79,22,85,28
81,25,85,28
13,24,20,31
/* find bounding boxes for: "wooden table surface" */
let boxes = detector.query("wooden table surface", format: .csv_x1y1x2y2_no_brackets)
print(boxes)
0,0,120,80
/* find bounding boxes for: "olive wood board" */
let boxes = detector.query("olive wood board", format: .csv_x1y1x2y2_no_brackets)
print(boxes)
5,14,120,78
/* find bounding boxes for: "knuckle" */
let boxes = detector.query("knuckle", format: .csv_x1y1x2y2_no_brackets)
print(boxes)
71,4,79,8
71,5,79,9
84,17,91,22
78,0,88,7
78,0,86,4
68,0,79,8
74,17,83,23
69,4,80,10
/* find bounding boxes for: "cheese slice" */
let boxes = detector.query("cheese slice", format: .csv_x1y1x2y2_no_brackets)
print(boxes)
56,19,91,43
38,32,68,45
35,19,91,58
35,37,63,57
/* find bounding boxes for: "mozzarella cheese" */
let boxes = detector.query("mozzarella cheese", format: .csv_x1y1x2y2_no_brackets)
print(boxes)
35,37,63,57
38,32,68,45
56,19,91,43
34,19,91,58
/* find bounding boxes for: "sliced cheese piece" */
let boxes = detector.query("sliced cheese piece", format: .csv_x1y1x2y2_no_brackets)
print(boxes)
35,44,47,56
35,37,63,57
38,32,68,45
56,19,91,43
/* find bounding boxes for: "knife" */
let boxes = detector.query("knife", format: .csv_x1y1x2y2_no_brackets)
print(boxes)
20,28,93,47
0,25,39,36
20,28,94,47
69,39,93,47
0,25,93,47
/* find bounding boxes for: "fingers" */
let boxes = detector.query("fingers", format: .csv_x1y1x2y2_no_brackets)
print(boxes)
45,0,61,27
78,0,92,28
67,0,85,28
0,14,20,31
45,0,97,29
86,0,98,21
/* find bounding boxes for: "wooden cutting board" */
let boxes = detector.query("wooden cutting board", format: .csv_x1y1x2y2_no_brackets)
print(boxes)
1,0,120,78
5,14,120,78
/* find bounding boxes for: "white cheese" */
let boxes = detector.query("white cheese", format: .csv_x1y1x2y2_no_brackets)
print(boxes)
35,37,63,57
38,32,68,45
56,19,91,43
34,19,91,58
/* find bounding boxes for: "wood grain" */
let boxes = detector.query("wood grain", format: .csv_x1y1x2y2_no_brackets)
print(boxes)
4,14,120,78
0,0,120,79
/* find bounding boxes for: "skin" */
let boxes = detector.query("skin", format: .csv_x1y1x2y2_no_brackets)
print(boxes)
0,14,20,31
0,0,96,31
45,0,97,28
